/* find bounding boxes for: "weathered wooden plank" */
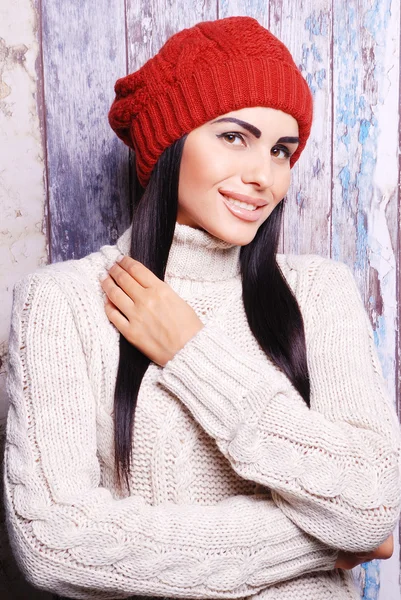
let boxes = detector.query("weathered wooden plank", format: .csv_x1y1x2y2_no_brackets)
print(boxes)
269,1,332,257
42,0,130,261
331,1,400,598
218,0,269,27
126,0,217,72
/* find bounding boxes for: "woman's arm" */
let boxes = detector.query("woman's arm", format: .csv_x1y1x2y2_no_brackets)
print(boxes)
160,259,401,554
4,272,338,599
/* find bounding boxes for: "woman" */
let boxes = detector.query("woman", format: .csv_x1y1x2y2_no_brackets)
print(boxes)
4,16,400,599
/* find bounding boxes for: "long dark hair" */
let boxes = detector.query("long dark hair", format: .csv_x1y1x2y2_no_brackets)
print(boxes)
113,137,310,490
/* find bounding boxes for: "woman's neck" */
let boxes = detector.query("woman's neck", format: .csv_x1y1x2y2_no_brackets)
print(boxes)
116,222,241,283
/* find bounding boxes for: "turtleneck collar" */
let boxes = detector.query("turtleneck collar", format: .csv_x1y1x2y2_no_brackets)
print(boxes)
116,222,241,282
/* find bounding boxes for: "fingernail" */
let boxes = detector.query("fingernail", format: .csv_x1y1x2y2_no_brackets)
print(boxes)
116,254,124,262
99,272,108,282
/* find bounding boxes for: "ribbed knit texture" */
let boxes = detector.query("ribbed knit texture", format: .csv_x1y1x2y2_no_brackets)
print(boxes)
4,223,401,599
108,16,313,186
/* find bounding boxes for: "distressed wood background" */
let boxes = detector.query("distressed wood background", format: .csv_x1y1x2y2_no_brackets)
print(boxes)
0,0,400,598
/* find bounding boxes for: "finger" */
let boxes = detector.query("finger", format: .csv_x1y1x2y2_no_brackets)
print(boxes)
107,263,144,302
116,256,161,288
101,275,136,318
104,299,135,342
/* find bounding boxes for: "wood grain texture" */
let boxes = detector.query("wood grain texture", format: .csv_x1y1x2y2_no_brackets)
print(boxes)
42,0,130,261
269,1,332,257
126,0,217,72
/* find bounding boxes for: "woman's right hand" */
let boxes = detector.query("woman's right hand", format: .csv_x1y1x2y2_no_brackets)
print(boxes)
335,534,393,570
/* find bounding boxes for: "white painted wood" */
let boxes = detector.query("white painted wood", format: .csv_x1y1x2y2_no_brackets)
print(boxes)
0,2,50,597
0,0,47,425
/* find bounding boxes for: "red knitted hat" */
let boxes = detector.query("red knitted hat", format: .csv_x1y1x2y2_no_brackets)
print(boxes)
109,16,313,188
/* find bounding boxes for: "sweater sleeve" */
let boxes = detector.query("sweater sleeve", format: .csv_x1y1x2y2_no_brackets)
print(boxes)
4,272,338,600
160,259,401,554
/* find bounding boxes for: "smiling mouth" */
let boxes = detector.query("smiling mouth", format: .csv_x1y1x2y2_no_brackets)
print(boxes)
219,192,266,223
220,193,259,212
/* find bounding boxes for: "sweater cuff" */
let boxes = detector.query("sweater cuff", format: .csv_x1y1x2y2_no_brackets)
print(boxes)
160,321,287,442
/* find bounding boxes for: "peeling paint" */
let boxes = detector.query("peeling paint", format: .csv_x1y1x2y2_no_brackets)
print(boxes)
368,266,384,322
304,10,329,37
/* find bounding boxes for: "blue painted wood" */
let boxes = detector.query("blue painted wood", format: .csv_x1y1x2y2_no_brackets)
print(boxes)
361,561,381,599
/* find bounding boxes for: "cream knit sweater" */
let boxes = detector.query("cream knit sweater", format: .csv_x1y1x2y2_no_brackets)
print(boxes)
4,223,401,600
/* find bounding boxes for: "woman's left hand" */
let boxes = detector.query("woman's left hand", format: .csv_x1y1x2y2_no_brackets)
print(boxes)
100,256,204,366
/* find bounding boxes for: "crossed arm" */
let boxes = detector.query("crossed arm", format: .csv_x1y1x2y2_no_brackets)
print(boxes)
102,256,401,558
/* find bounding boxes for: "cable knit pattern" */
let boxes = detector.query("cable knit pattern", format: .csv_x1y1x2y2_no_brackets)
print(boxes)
4,223,400,599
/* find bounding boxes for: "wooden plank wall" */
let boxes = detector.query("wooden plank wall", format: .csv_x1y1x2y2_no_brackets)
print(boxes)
1,0,400,598
41,0,131,261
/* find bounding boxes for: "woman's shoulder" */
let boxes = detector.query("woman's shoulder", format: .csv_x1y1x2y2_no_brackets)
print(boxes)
277,252,352,275
276,253,359,307
10,237,126,364
277,252,355,282
13,232,127,308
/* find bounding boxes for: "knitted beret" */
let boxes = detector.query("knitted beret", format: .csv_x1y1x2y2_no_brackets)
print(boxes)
108,16,313,188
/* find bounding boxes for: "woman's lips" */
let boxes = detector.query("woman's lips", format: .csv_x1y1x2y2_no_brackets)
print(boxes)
219,189,268,207
220,192,264,222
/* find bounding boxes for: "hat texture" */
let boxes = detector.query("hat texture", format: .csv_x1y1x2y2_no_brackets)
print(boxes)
109,16,313,187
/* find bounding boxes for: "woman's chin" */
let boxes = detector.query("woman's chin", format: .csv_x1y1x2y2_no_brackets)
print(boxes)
206,222,260,246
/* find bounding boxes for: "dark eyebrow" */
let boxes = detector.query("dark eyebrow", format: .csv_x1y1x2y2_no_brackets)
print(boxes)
211,117,262,138
211,118,300,145
277,136,300,144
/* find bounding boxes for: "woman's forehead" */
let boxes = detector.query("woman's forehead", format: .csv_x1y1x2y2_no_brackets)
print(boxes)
207,106,299,135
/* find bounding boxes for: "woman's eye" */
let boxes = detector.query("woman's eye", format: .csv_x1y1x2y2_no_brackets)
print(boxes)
217,132,246,146
271,145,291,159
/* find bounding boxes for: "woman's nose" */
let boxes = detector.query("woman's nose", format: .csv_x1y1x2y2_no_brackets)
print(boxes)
241,152,274,189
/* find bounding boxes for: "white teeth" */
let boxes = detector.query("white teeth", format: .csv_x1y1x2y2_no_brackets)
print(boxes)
223,195,257,211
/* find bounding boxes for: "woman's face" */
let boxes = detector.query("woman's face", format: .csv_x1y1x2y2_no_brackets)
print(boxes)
177,106,299,245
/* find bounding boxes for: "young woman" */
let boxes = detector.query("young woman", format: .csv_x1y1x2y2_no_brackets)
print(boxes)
5,16,400,600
